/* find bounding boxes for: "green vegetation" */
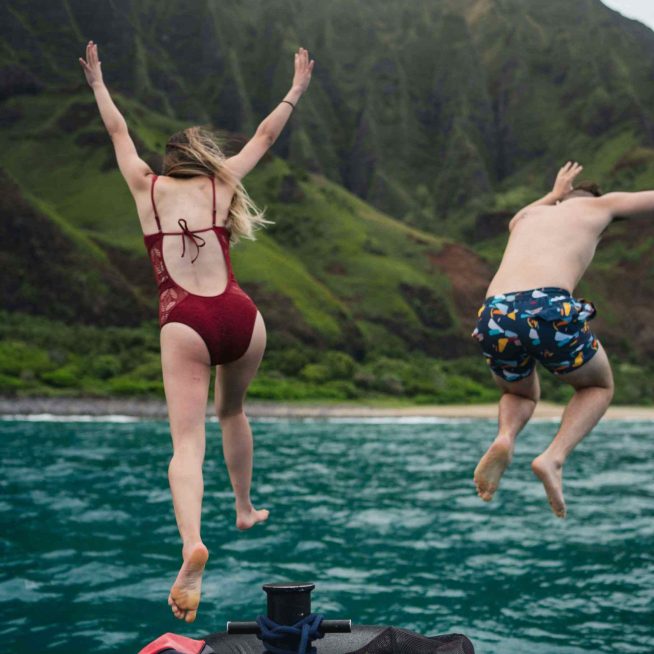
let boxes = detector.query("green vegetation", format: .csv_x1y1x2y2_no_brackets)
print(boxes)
2,310,651,404
0,313,162,397
0,311,498,403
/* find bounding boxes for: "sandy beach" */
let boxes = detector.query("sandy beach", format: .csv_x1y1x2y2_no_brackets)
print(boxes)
0,397,652,420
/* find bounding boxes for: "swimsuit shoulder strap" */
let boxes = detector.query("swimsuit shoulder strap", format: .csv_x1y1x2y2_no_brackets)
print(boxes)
150,174,162,232
211,175,217,226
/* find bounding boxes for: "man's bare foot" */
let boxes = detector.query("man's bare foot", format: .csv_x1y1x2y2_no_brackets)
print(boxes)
168,542,209,623
235,505,269,530
474,436,514,501
531,455,566,518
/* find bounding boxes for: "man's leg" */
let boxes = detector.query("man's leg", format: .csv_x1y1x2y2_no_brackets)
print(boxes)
532,343,614,518
474,370,541,501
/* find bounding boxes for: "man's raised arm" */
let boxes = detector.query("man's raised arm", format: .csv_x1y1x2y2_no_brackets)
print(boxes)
599,191,654,220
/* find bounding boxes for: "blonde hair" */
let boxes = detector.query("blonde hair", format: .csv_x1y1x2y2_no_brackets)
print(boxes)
162,127,268,243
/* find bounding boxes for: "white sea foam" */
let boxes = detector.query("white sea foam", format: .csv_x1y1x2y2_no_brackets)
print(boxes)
1,414,484,424
251,416,481,424
1,413,651,425
0,413,141,423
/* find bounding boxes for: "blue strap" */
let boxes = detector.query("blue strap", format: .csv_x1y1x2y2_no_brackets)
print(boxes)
256,614,325,654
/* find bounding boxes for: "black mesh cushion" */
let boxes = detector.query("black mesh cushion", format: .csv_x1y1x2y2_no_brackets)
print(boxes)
204,626,474,654
345,628,475,654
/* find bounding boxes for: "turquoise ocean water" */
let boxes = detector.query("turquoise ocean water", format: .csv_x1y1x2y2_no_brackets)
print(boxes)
1,416,652,653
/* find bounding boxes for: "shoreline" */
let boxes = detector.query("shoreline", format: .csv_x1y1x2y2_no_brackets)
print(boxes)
0,397,653,420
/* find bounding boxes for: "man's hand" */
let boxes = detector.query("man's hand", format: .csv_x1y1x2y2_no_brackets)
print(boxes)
552,161,583,200
510,160,585,230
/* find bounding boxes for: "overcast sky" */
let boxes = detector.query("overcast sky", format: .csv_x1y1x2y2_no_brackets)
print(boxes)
602,0,654,30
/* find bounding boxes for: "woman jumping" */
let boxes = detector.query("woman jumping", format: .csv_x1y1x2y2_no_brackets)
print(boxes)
80,41,314,622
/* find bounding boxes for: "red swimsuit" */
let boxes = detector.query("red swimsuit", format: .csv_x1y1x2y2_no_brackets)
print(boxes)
144,174,258,365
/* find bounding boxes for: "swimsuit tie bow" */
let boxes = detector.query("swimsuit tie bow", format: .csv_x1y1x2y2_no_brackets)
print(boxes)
178,218,205,263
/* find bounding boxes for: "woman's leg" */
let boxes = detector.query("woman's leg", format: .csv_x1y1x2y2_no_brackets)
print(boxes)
160,322,211,623
214,312,269,530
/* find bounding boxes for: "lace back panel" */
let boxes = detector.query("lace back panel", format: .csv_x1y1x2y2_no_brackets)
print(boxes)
149,242,169,287
159,287,189,324
147,238,189,324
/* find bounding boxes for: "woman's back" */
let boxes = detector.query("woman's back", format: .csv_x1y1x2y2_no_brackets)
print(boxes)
145,175,234,297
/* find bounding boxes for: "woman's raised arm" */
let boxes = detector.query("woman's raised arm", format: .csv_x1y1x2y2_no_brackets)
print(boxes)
79,41,152,192
225,47,314,181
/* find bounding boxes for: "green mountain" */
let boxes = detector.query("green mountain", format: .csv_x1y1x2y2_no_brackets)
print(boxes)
4,0,654,224
1,0,653,403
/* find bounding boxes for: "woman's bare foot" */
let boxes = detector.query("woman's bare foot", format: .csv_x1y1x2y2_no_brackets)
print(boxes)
474,436,514,501
168,542,209,623
235,505,269,530
531,455,566,518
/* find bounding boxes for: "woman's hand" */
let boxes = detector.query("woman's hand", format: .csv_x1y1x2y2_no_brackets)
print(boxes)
223,46,314,180
79,41,104,88
552,161,583,199
291,47,314,94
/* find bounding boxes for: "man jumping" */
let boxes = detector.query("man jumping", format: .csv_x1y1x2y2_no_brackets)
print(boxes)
471,161,652,517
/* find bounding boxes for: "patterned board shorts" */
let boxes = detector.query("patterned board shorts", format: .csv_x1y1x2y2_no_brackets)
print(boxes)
471,287,600,382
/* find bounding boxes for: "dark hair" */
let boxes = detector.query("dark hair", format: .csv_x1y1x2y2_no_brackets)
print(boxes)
573,181,603,197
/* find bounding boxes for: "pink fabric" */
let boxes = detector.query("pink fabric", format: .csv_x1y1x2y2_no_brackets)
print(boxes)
137,632,206,654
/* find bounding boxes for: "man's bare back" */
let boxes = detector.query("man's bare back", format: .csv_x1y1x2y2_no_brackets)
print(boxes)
488,164,654,297
487,198,612,297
